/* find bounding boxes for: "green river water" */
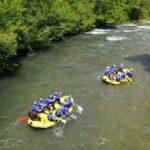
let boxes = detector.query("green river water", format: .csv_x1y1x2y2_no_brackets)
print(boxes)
0,24,150,150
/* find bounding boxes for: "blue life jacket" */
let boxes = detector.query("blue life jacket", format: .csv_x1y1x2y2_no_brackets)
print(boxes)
104,68,110,75
32,105,37,111
39,102,45,110
116,75,121,81
109,73,115,80
110,66,116,72
128,71,134,78
64,99,74,107
50,95,54,99
117,65,123,71
50,95,57,102
47,114,55,121
53,93,60,100
56,109,63,117
60,106,68,116
44,98,53,105
55,93,60,99
121,72,126,79
32,105,40,112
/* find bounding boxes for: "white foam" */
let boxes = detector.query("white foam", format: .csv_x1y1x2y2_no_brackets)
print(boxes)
122,54,129,58
138,26,150,29
122,29,139,33
53,121,67,137
85,29,112,35
53,127,63,137
96,137,107,146
119,23,138,27
106,36,127,41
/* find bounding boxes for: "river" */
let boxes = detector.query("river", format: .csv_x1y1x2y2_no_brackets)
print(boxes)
0,24,150,150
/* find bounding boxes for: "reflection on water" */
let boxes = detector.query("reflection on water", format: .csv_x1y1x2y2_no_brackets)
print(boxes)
0,24,150,150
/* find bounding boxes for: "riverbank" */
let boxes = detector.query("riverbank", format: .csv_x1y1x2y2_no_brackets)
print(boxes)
136,19,150,25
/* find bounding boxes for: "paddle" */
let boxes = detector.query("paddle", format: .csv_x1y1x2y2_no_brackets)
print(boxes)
17,116,28,122
53,112,67,124
74,104,83,114
70,113,77,119
60,119,67,124
67,113,77,119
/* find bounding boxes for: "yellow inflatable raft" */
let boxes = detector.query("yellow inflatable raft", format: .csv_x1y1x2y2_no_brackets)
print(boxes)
102,75,120,85
28,96,74,128
102,68,133,85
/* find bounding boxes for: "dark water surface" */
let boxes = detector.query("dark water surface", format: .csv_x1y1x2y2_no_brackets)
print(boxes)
0,24,150,150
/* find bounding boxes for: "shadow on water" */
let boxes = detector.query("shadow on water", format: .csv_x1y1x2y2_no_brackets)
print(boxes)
126,53,150,73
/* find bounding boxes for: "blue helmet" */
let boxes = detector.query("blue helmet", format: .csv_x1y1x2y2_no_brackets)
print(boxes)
33,101,37,105
39,98,43,101
55,92,58,95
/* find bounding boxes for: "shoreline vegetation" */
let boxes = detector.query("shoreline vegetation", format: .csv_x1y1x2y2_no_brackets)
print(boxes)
0,0,150,75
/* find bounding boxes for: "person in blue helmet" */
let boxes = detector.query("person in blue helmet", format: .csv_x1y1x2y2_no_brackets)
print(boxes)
109,71,114,80
55,105,68,118
110,64,116,72
30,101,40,120
104,66,110,76
47,113,56,121
49,93,57,103
48,95,55,102
108,65,117,80
121,72,126,80
127,69,134,78
60,105,69,116
38,98,46,111
64,96,74,108
55,109,63,117
44,96,53,106
32,101,40,112
116,74,121,82
49,93,60,109
117,63,124,72
53,92,61,102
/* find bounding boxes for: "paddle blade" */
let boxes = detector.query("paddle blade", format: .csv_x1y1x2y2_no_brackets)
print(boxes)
77,105,83,113
70,114,77,119
17,116,28,122
74,105,83,114
61,119,67,124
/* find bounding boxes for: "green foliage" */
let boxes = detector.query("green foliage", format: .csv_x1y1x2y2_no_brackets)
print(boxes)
140,0,150,19
94,0,150,25
128,6,141,20
0,32,18,73
0,0,150,74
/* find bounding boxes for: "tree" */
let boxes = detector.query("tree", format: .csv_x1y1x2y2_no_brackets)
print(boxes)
0,32,18,73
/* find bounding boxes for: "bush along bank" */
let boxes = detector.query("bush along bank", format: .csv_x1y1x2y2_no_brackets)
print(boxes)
0,0,150,74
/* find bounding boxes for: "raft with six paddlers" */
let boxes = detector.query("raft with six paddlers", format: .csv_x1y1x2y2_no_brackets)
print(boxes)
28,92,82,128
102,63,134,85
